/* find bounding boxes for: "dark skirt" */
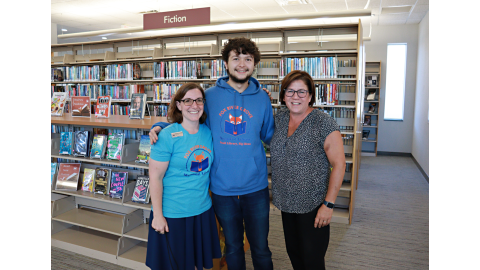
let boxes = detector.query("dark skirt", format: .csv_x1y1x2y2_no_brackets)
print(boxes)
145,206,222,270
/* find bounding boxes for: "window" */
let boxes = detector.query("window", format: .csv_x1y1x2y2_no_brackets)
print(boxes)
384,44,407,120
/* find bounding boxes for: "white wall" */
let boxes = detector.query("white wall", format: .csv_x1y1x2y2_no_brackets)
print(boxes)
411,12,429,176
364,24,419,153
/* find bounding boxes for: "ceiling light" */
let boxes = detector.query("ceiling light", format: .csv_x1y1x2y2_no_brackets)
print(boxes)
381,6,412,14
275,0,309,6
102,37,107,40
62,29,68,31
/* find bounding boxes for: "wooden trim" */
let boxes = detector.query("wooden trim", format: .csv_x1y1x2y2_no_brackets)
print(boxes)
51,114,167,129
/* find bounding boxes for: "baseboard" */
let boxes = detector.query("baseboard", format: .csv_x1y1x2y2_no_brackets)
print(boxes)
377,151,412,157
411,156,429,183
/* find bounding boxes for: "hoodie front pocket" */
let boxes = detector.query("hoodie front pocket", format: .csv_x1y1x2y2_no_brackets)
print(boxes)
215,157,259,190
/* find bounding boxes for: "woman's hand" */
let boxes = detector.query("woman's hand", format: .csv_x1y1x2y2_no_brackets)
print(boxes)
152,215,169,234
314,204,333,228
149,126,162,145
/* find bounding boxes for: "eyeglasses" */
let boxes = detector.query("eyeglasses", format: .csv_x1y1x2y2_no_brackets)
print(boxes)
285,89,309,98
179,98,205,106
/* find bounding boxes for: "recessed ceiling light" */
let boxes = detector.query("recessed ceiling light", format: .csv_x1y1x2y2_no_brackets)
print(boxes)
62,29,68,31
102,37,107,40
381,6,412,14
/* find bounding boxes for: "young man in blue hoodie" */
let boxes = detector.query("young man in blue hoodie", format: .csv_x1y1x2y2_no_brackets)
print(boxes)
149,37,274,269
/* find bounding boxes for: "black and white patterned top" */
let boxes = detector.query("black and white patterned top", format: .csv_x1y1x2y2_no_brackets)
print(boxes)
270,108,340,214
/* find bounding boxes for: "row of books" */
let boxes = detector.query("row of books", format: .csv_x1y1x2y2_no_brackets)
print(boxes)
342,134,355,146
153,60,200,79
52,57,358,81
52,163,150,203
319,107,356,119
105,63,134,81
280,56,339,79
148,105,169,117
58,131,150,164
52,92,148,119
314,83,339,106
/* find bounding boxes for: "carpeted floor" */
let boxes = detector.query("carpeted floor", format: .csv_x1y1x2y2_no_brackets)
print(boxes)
52,156,429,269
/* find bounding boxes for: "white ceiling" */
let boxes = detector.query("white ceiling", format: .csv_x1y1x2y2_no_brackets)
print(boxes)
52,0,429,43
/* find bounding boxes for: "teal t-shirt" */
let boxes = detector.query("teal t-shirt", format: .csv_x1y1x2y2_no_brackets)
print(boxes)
151,123,214,218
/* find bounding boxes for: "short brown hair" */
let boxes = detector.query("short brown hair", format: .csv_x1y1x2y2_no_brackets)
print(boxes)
279,70,315,106
167,82,207,124
221,37,261,65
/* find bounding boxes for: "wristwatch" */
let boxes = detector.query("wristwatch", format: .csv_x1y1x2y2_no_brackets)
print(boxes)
323,201,335,209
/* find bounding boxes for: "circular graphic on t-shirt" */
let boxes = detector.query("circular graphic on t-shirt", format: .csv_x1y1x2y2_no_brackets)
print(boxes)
185,148,213,172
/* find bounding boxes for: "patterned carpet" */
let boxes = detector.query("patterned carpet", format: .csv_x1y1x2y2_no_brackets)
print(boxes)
52,156,429,269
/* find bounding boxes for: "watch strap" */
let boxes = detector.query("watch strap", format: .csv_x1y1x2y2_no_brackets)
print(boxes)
323,200,335,209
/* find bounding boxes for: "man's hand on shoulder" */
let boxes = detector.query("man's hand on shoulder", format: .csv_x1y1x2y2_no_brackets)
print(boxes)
149,126,162,145
262,88,273,101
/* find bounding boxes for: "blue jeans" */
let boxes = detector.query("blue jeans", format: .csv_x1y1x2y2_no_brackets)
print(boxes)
212,187,273,270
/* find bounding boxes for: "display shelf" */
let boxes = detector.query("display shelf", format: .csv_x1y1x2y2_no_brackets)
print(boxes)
123,200,152,211
123,223,149,242
52,208,124,236
52,190,124,206
51,225,120,264
51,114,167,129
362,61,381,157
51,154,122,166
117,241,149,270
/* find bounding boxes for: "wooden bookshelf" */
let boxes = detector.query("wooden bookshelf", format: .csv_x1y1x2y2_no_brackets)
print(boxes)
51,22,365,268
362,61,381,157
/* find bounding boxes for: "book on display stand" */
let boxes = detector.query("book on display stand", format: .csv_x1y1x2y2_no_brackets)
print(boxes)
51,92,67,116
132,175,150,204
71,96,91,117
55,163,81,191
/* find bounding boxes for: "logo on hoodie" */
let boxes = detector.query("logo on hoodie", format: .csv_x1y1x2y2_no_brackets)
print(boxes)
225,113,247,136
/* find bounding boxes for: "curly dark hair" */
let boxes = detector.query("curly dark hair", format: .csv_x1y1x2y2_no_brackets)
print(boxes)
221,37,261,65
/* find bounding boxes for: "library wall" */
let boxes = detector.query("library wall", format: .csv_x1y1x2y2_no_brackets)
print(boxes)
365,24,419,154
52,23,57,45
412,11,429,176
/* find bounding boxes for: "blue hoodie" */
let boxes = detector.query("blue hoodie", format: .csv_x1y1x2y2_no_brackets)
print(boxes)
152,76,275,196
204,76,275,196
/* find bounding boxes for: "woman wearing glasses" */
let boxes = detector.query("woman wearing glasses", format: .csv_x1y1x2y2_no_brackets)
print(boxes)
270,70,345,269
146,82,221,270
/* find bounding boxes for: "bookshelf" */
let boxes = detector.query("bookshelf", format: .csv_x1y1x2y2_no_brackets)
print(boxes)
362,61,381,156
51,21,365,268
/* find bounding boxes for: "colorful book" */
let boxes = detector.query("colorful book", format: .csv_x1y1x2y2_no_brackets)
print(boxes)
55,163,81,191
106,133,125,161
51,92,67,116
129,93,147,119
82,168,96,192
73,131,90,157
71,96,91,117
90,134,108,159
59,132,73,155
132,176,150,204
95,96,111,118
135,135,151,164
94,168,111,195
109,172,128,199
51,163,57,186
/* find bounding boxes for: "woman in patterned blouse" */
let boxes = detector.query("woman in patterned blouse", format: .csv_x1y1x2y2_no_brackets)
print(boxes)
270,70,346,269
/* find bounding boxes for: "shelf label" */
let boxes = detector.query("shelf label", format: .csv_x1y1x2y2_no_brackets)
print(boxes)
143,8,210,30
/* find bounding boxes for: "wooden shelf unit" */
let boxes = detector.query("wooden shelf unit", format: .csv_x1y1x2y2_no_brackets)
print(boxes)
362,61,381,157
51,22,365,268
